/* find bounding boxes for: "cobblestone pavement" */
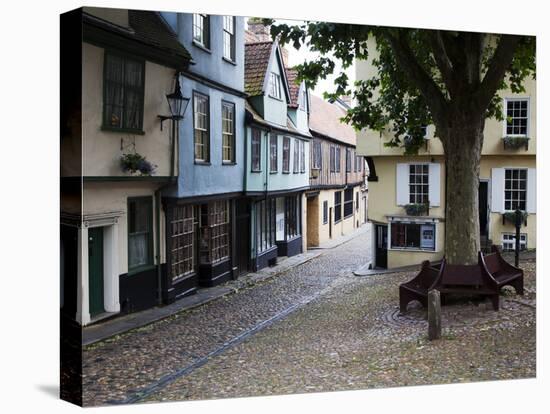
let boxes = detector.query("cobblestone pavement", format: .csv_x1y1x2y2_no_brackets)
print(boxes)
83,227,535,406
82,226,372,406
143,261,535,403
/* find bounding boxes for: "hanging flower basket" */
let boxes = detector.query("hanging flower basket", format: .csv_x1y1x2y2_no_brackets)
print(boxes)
120,153,157,176
404,203,428,216
502,210,528,226
503,136,529,150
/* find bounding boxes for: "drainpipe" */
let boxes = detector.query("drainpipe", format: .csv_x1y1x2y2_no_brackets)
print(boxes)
155,117,179,305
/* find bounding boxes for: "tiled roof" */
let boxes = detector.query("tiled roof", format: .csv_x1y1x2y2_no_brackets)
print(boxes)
83,9,192,65
128,10,192,62
244,41,273,96
309,94,356,146
286,67,300,108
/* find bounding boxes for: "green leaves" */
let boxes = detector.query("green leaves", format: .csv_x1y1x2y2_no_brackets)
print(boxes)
268,20,535,155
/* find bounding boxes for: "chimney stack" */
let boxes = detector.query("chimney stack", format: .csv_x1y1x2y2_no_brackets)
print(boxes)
247,18,272,42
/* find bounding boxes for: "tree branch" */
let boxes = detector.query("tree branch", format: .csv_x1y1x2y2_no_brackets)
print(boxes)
476,34,522,110
382,30,449,126
463,32,483,87
428,31,455,95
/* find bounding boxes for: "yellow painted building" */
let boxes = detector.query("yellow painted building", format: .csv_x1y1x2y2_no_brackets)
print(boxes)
355,41,536,269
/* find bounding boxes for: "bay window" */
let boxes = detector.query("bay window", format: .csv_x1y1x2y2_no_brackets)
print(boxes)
391,222,435,251
169,204,196,281
199,201,230,264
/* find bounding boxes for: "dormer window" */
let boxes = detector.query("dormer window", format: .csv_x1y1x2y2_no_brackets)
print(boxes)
268,72,282,99
193,14,210,49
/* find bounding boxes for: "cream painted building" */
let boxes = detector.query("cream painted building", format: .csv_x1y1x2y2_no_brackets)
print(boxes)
306,95,368,248
355,41,536,269
60,8,192,325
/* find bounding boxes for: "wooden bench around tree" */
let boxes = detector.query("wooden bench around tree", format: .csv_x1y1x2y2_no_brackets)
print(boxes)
479,245,524,296
399,261,440,312
432,256,500,310
399,248,524,313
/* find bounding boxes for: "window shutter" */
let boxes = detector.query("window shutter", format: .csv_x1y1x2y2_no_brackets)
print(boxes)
491,168,505,213
428,163,441,207
527,168,536,213
396,163,409,206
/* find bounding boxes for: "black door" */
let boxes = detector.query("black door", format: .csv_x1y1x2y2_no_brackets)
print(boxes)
375,225,388,269
88,227,104,317
479,181,489,236
235,199,250,275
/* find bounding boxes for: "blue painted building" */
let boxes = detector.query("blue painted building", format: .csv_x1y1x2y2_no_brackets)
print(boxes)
244,23,312,271
159,12,249,302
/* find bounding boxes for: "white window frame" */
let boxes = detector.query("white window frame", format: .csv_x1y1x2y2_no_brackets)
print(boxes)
503,97,530,137
409,163,430,204
192,14,210,48
222,16,235,61
504,168,528,212
502,233,527,251
269,72,282,99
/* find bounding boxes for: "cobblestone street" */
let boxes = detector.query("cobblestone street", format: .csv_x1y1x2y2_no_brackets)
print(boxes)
82,228,535,406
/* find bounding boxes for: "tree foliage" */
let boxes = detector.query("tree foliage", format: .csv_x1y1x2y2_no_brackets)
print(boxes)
263,19,535,154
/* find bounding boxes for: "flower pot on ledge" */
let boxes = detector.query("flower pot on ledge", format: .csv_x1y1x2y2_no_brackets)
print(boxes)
502,136,529,151
120,153,157,176
502,211,528,226
404,203,428,216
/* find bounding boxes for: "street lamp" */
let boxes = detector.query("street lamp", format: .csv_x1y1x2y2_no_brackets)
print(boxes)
158,73,190,130
158,73,190,178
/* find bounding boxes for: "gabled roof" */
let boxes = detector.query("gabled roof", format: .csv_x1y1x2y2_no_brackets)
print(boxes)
309,94,356,146
83,9,192,69
244,40,290,102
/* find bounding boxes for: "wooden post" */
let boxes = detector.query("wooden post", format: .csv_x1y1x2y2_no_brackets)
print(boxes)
514,209,522,267
428,289,441,340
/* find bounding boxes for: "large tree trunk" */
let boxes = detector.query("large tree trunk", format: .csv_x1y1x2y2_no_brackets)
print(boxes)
440,112,485,265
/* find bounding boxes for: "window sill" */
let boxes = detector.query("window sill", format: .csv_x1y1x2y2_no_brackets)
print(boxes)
222,57,237,66
251,169,262,173
270,171,278,174
194,160,211,166
389,248,436,253
101,125,145,135
222,161,237,166
282,171,290,174
192,40,212,53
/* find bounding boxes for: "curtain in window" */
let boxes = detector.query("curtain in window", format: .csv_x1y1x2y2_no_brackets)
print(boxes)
105,54,124,128
124,60,143,130
129,233,148,268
